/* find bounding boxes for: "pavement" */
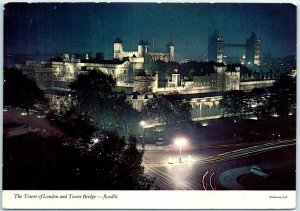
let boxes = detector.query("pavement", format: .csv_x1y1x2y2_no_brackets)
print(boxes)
218,160,292,190
219,166,249,190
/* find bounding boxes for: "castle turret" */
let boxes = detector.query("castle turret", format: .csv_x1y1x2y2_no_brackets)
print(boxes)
167,42,174,62
113,37,123,60
144,41,150,53
137,40,147,58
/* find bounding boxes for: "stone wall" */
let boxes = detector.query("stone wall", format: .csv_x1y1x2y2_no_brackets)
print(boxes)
240,80,275,91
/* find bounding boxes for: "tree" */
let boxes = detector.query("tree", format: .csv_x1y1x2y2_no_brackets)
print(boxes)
47,107,96,143
4,67,46,113
89,134,154,189
141,95,191,126
247,88,269,120
267,75,296,117
70,69,116,114
165,94,192,122
142,96,176,125
220,90,248,122
74,132,154,190
70,69,140,137
3,132,154,190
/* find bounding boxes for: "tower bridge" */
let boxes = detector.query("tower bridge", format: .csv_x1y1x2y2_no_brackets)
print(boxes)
224,43,246,48
208,31,261,66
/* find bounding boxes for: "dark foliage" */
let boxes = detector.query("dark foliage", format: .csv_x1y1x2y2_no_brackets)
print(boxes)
141,94,191,126
267,75,296,117
69,69,139,137
70,69,116,113
4,67,46,112
220,90,248,122
47,108,96,143
247,88,269,120
3,133,154,190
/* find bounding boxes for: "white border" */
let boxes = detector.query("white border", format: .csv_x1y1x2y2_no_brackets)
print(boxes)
2,190,296,209
1,1,298,210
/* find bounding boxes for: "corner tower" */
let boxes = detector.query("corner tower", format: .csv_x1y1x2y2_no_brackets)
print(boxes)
138,40,149,58
113,37,123,60
167,41,174,62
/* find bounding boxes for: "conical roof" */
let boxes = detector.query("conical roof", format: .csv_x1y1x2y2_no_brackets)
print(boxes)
114,37,122,43
167,41,174,46
138,40,145,45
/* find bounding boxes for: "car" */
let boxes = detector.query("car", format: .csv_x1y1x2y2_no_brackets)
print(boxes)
155,138,164,146
250,165,268,178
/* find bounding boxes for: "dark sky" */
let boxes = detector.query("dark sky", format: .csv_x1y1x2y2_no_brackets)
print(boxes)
4,3,296,61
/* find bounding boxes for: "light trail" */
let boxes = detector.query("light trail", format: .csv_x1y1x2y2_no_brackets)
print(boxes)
142,139,295,190
201,139,295,163
143,157,198,190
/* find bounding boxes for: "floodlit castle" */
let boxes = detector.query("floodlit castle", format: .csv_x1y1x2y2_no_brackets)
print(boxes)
15,35,277,120
113,37,174,73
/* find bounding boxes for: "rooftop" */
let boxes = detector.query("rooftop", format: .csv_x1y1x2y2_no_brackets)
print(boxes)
114,37,122,44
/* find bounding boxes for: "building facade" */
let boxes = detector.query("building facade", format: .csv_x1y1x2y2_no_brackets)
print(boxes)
113,38,174,73
15,36,278,121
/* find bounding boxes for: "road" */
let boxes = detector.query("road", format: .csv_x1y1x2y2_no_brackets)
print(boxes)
142,139,296,190
4,108,64,138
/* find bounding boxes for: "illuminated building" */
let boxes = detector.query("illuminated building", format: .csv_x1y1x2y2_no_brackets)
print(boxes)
208,31,261,66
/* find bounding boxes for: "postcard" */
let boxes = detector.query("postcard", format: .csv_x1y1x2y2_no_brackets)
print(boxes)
2,1,296,209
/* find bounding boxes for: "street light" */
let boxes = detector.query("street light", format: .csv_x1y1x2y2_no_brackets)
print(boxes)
140,121,146,149
175,137,187,162
92,138,99,145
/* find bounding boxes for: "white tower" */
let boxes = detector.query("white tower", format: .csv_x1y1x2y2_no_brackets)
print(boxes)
113,38,123,60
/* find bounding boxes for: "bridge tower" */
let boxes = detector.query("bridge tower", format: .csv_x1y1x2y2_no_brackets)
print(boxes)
208,31,224,63
246,32,261,66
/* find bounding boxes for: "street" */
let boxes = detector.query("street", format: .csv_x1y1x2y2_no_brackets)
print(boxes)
142,139,296,190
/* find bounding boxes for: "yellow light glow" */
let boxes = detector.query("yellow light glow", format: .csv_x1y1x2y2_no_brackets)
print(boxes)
140,121,146,127
175,137,187,146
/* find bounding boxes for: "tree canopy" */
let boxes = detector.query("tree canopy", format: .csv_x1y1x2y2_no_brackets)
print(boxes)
220,90,249,122
69,69,139,137
4,67,45,112
248,88,269,120
141,94,191,126
70,70,116,113
4,133,154,190
267,75,296,117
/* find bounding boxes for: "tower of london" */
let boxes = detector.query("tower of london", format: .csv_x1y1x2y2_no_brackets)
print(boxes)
15,34,278,120
113,37,174,74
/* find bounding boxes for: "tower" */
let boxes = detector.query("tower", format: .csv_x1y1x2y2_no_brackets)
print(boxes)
208,31,224,63
208,31,218,62
113,37,123,60
167,41,174,62
144,41,150,53
246,32,261,66
216,36,224,63
138,40,147,57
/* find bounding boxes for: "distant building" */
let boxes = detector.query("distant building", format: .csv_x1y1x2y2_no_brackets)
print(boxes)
208,31,261,67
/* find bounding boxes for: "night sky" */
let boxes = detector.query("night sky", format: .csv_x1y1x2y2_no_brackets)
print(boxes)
4,3,296,61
